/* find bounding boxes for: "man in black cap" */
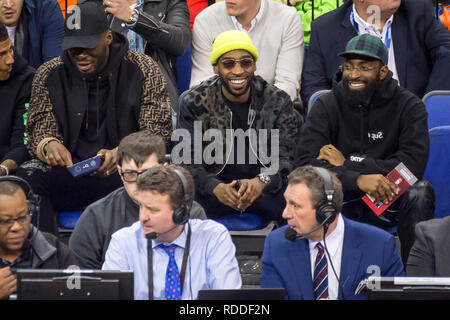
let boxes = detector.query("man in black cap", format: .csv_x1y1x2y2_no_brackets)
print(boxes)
297,34,435,265
16,1,172,235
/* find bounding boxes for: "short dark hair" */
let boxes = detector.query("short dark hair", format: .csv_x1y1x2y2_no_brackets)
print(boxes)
136,165,194,211
117,130,166,167
287,166,343,212
0,22,8,43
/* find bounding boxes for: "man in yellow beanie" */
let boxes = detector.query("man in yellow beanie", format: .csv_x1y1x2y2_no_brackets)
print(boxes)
176,30,302,224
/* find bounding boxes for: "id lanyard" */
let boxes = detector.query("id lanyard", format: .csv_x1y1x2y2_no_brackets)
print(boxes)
350,8,392,50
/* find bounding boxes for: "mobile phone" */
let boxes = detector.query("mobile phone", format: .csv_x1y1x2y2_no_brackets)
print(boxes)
67,155,102,177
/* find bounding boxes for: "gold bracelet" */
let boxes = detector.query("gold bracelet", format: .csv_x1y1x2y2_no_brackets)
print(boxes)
36,137,60,162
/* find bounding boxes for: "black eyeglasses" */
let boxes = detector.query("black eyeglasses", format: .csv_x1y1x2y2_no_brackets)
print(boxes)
219,58,254,70
0,212,32,229
340,64,377,73
120,170,147,183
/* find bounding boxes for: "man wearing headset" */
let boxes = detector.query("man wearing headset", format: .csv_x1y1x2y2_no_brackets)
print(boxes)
102,165,241,300
0,176,76,300
260,166,404,300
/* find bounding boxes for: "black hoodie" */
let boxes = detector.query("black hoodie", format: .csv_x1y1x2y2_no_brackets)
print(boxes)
26,32,172,162
297,71,429,193
0,50,35,165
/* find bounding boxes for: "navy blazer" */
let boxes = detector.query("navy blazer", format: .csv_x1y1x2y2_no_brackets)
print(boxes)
260,217,405,300
301,0,450,105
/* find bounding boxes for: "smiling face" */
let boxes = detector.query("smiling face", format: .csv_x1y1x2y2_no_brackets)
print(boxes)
341,57,388,104
214,49,256,103
67,30,112,76
0,188,30,258
0,0,24,27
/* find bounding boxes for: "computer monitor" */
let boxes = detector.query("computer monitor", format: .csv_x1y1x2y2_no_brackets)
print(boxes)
368,276,450,300
197,288,286,300
15,269,134,300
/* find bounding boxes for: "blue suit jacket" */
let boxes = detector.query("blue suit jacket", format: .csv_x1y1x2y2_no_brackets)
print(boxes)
21,0,64,69
260,217,405,300
300,0,450,105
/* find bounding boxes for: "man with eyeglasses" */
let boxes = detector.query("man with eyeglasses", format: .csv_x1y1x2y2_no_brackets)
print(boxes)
69,130,206,270
297,34,435,266
0,178,75,299
178,30,301,224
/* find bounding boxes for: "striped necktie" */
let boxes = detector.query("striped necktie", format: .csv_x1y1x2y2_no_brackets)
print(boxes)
160,244,181,300
313,242,329,300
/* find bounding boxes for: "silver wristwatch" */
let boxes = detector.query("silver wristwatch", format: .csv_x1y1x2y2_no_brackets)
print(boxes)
126,9,139,27
257,173,271,185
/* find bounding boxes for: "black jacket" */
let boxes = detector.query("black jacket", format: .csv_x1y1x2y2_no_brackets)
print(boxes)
0,226,76,270
297,71,430,192
26,32,172,160
0,50,35,165
109,0,191,117
69,187,207,269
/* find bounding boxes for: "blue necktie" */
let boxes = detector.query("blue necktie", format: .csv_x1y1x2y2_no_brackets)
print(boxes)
160,244,181,300
313,243,329,300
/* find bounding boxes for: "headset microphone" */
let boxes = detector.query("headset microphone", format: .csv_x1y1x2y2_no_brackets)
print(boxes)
145,224,180,240
284,214,333,242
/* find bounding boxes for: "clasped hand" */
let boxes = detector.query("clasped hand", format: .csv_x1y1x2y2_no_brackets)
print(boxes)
213,178,266,212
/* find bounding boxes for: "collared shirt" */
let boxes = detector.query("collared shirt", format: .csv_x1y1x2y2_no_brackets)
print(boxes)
231,0,265,33
102,219,242,300
6,26,16,46
308,214,345,300
352,4,399,83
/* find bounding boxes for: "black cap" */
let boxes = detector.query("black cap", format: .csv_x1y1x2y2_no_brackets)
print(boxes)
62,2,109,51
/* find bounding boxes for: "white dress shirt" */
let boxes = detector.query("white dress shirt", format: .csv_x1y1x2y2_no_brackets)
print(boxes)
308,214,345,300
230,0,265,33
352,4,400,84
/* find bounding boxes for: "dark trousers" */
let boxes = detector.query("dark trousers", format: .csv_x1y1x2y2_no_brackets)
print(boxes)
196,189,287,226
341,180,435,266
16,161,123,234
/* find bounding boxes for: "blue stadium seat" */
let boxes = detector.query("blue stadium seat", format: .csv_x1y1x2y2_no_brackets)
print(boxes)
424,126,450,218
58,210,83,231
307,89,331,115
214,213,266,231
422,90,450,130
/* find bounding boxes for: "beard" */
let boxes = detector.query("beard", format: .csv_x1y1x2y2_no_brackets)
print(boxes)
221,78,251,98
342,75,381,107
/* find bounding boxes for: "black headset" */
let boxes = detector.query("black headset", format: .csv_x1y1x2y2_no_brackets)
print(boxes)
171,168,193,225
0,175,41,223
314,167,338,228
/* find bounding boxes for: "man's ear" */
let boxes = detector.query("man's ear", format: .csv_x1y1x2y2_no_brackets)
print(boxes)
105,30,113,45
213,64,219,75
379,65,389,80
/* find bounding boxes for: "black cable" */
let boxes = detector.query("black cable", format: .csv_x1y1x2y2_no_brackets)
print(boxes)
322,224,345,300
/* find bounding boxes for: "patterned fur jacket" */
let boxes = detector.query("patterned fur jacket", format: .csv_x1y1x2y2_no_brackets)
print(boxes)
26,32,172,161
178,75,302,197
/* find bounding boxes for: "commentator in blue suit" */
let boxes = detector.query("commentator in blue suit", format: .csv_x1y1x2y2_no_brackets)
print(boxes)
260,166,404,300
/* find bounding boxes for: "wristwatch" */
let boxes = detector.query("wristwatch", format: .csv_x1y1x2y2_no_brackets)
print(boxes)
127,9,139,26
257,173,271,185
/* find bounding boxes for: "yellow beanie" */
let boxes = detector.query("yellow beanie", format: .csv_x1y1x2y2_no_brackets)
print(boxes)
210,30,259,65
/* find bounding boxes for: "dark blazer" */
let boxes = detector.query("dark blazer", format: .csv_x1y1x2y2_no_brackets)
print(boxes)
260,217,404,300
406,216,450,276
301,0,450,105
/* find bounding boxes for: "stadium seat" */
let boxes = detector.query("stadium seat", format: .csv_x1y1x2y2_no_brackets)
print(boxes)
307,89,331,115
57,210,83,241
424,126,450,218
422,90,450,130
176,44,192,95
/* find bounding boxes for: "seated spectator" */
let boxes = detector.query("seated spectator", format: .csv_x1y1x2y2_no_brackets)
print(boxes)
260,166,404,300
406,216,450,277
69,130,206,270
16,2,172,234
190,0,304,102
177,30,300,223
297,34,435,265
301,0,450,106
0,0,65,69
0,176,76,300
0,22,34,177
101,0,191,128
102,165,242,300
